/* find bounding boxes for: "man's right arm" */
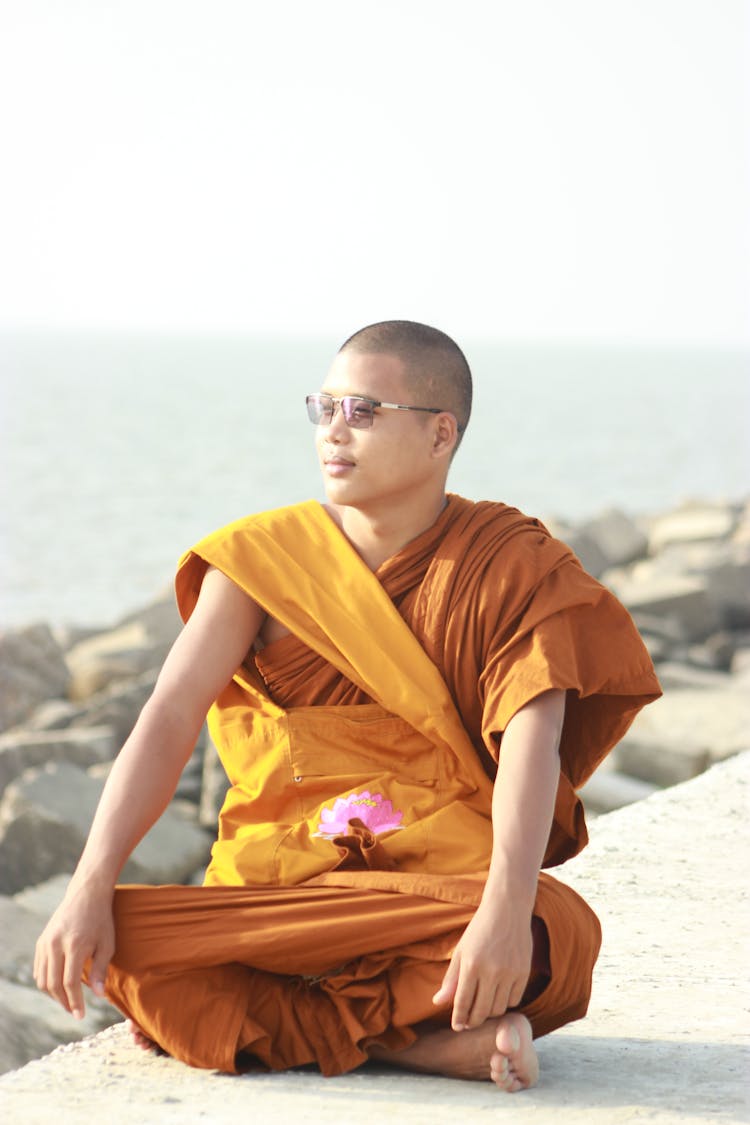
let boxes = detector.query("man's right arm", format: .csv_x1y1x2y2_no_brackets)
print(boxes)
34,566,264,1020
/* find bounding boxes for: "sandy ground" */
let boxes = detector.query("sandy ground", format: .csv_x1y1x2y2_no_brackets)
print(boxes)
1,752,748,1125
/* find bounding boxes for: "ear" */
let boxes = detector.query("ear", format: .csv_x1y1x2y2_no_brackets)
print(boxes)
430,412,459,460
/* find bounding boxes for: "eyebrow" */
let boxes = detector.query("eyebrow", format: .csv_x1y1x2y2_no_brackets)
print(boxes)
319,390,377,400
318,391,384,408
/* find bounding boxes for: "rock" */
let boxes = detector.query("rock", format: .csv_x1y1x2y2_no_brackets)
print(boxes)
63,591,181,704
123,793,212,884
0,978,108,1075
686,631,736,672
637,631,672,664
14,875,73,918
733,498,750,542
115,589,182,650
610,535,750,635
22,700,86,731
613,734,710,788
51,624,103,650
0,765,102,894
69,668,157,745
168,798,200,823
175,772,203,806
0,626,71,734
606,573,722,643
578,508,648,569
648,501,737,554
703,549,750,629
622,680,749,766
0,896,48,985
579,767,658,814
652,661,734,690
0,762,212,895
65,622,165,702
0,727,117,799
731,641,750,676
199,738,231,829
544,519,609,579
174,729,208,806
624,610,685,648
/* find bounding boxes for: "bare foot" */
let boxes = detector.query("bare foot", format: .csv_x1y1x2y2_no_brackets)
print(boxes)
490,1013,539,1092
126,1018,166,1055
368,1012,538,1092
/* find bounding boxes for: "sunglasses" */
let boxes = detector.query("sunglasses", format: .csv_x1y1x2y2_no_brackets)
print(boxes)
306,392,444,430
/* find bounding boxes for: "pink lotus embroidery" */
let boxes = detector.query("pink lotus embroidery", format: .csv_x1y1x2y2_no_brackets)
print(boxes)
314,791,404,838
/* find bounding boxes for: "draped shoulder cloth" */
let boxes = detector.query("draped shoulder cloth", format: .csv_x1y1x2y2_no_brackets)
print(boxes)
175,498,660,886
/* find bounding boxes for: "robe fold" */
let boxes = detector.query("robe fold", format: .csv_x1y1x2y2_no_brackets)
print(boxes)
102,495,660,1074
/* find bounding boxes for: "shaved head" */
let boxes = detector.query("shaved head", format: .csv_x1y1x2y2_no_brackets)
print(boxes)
338,320,472,449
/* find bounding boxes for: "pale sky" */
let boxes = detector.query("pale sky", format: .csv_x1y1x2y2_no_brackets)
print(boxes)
0,0,747,345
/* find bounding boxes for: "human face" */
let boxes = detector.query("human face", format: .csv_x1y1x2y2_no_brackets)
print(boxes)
313,351,445,513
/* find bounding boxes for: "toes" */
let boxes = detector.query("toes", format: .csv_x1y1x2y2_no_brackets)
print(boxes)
127,1018,157,1052
491,1055,525,1093
489,1051,511,1087
490,1066,516,1091
491,1015,539,1091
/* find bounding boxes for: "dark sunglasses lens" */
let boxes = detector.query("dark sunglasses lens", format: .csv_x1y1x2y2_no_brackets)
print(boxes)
341,398,375,428
306,394,332,424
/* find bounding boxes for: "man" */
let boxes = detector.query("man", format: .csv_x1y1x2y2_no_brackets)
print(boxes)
35,321,660,1091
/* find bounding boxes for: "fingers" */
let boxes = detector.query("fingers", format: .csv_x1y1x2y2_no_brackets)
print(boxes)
507,974,527,1010
455,969,513,1030
466,975,507,1030
450,965,478,1030
432,913,532,1032
88,944,113,998
34,933,72,1016
432,951,460,1008
65,962,87,1020
34,929,90,1020
444,958,526,1030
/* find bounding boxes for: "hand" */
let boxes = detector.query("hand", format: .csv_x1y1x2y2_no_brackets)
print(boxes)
432,896,533,1031
34,879,115,1020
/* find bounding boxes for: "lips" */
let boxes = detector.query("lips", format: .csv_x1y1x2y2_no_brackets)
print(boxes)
324,456,355,476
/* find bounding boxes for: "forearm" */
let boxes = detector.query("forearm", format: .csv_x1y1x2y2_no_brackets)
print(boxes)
70,694,203,892
70,568,264,894
434,690,565,1027
35,566,263,1020
483,690,565,911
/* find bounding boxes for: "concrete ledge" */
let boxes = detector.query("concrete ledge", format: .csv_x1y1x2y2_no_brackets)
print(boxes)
1,753,748,1125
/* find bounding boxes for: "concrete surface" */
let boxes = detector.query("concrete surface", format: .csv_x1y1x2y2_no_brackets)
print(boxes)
1,752,748,1125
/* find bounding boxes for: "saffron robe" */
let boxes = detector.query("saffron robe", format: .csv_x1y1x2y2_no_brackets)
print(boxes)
101,495,660,1074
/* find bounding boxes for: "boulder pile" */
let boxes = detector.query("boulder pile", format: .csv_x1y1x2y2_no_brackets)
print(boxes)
547,498,750,811
1,496,747,1073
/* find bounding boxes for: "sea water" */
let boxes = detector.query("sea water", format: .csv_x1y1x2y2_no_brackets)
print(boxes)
1,331,748,628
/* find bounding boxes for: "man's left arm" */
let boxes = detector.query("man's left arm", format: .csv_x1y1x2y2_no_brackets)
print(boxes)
433,688,565,1031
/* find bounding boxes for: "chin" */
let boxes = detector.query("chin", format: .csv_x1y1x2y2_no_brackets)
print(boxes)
322,478,353,502
323,481,370,510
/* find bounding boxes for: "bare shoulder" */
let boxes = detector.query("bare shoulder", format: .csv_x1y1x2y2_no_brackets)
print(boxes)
198,567,297,650
200,564,256,603
155,566,265,706
191,565,265,638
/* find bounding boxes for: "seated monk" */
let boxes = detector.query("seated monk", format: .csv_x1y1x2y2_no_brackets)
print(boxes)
34,320,661,1092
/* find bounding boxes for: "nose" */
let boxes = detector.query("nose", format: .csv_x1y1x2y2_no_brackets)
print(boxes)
324,399,350,442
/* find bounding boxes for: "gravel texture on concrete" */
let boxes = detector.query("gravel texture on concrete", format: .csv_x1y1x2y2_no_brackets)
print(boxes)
1,752,748,1125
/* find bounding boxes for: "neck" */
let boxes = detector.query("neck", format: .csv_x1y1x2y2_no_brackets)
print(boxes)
326,489,448,571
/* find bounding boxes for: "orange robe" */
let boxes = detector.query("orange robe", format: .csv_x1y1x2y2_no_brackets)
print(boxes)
101,496,660,1074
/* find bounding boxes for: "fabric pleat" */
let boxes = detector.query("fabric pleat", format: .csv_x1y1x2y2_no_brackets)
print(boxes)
100,873,600,1074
